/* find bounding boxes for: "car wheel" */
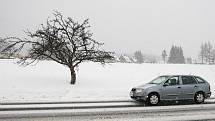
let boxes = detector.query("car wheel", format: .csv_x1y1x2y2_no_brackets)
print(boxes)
194,92,205,104
148,93,160,106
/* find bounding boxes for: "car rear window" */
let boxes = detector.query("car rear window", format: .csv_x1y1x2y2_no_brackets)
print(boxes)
195,76,206,83
181,76,197,85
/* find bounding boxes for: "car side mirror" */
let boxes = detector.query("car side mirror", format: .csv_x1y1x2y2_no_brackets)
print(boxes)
163,83,169,87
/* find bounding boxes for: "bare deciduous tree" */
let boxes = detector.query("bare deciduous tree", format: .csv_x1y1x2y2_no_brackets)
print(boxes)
0,11,114,84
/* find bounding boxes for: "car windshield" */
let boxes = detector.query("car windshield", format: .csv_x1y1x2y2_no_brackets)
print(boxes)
148,76,170,84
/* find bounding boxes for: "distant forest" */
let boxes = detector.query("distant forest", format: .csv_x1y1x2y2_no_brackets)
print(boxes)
115,41,215,65
1,40,215,65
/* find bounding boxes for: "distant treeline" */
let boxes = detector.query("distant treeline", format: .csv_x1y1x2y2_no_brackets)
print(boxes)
1,40,215,65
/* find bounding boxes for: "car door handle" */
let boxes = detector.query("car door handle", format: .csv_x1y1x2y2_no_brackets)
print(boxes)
178,86,181,88
194,85,198,88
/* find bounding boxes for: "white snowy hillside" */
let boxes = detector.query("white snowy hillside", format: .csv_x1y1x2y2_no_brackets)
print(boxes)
0,59,214,102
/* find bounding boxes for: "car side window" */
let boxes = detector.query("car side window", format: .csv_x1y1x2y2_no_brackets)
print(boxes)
182,76,197,85
195,77,206,83
164,76,179,86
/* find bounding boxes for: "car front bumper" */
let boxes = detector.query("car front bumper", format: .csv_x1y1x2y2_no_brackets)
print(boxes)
130,90,147,101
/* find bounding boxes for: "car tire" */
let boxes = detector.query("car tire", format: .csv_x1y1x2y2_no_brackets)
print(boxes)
194,92,205,104
148,93,160,106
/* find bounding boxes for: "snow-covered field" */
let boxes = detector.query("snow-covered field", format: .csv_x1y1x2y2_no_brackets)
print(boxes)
0,59,214,102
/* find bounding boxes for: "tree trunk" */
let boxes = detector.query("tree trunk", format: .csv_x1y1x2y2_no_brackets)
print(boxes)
69,66,76,85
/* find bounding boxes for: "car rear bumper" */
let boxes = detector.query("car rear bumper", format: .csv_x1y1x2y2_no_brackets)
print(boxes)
205,92,211,98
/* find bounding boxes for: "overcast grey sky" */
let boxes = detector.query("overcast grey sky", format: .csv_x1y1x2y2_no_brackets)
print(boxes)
0,0,215,58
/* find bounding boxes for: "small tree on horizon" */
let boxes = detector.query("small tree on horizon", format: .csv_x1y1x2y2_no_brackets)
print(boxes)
168,45,185,64
205,41,213,64
178,46,185,63
186,57,192,64
199,41,214,64
134,50,144,64
199,43,206,64
0,11,114,85
162,49,167,63
119,55,127,63
168,46,176,63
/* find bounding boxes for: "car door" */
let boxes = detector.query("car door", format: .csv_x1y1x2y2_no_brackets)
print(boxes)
180,76,198,99
161,76,181,100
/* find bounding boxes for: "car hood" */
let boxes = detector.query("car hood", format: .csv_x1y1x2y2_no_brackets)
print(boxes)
136,83,158,89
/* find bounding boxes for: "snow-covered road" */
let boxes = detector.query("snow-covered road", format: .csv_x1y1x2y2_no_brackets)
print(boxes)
1,99,215,121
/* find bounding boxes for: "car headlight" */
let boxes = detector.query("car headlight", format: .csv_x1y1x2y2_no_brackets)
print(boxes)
135,88,144,93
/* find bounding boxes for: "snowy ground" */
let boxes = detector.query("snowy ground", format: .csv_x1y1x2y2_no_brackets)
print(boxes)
0,59,214,102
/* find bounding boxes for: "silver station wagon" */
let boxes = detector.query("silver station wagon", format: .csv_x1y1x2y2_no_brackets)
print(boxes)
130,75,211,105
